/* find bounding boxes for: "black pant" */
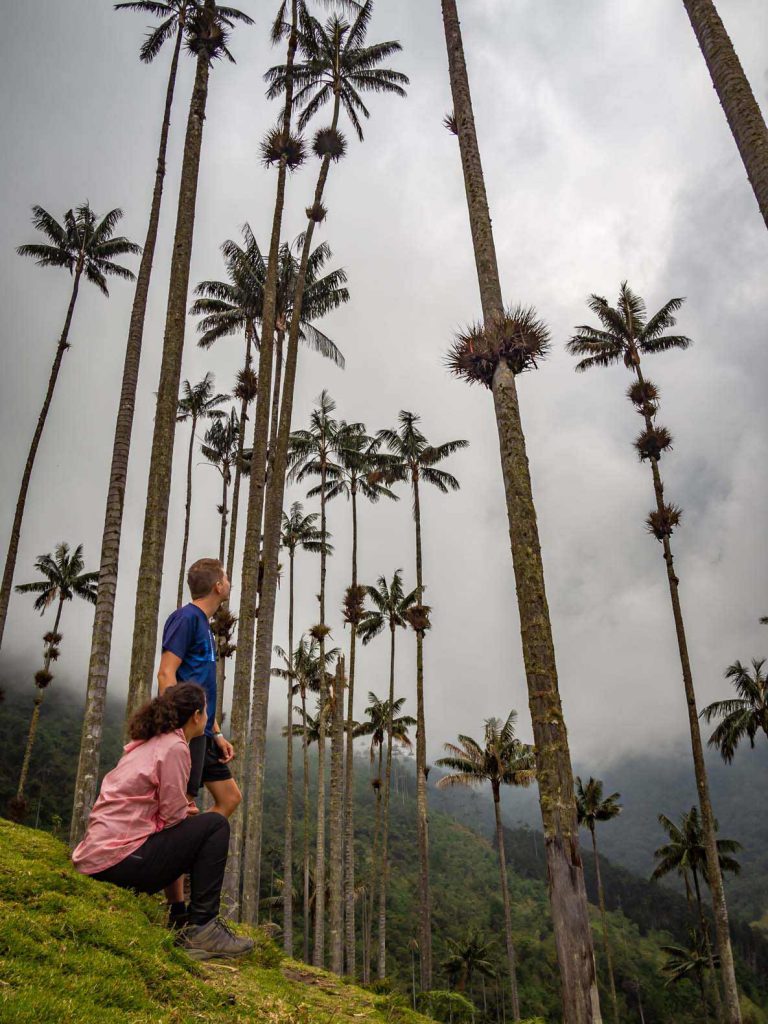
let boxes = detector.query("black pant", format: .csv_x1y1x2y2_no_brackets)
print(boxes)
93,812,229,925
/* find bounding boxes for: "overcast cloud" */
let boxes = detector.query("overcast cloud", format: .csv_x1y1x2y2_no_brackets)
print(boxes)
1,0,766,772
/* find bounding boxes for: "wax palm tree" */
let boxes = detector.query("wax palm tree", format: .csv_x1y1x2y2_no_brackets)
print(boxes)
439,3,600,1018
436,713,536,1020
441,929,497,995
0,204,137,656
277,504,329,956
575,778,622,1024
701,659,768,763
681,0,768,231
175,373,229,604
378,410,466,986
662,931,720,1022
358,570,416,978
232,4,407,947
566,282,741,1022
125,0,252,728
12,544,98,814
201,409,239,562
312,424,397,976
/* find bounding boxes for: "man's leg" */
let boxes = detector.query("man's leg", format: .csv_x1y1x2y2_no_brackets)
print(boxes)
205,778,241,818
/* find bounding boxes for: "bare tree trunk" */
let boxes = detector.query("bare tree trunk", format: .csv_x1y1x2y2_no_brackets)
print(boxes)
329,657,345,973
693,867,725,1023
682,0,768,230
313,460,330,964
590,828,619,1024
225,1,298,916
440,3,601,1021
344,486,359,976
493,784,521,1021
284,549,295,956
17,599,64,801
125,18,213,724
412,479,432,989
268,331,283,481
0,272,81,653
218,469,228,564
241,91,342,932
377,625,397,979
634,363,740,1024
70,18,185,847
302,683,311,962
367,764,383,984
177,417,197,607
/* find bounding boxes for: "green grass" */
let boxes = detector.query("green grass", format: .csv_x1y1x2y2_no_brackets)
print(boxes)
0,820,432,1024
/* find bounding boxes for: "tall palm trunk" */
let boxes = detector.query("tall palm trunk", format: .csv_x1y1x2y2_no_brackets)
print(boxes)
492,782,521,1021
218,469,229,563
633,361,739,1023
284,548,296,955
16,598,64,800
268,331,284,480
329,656,345,973
589,827,619,1024
692,866,725,1023
344,484,359,975
312,458,330,963
682,0,768,230
125,12,214,723
70,20,185,846
366,751,383,984
0,270,82,653
412,478,432,988
440,3,601,1020
226,1,299,915
376,625,397,979
177,414,198,607
241,79,343,925
302,682,311,962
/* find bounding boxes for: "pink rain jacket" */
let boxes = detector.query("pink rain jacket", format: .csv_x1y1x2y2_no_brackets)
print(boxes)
72,729,191,876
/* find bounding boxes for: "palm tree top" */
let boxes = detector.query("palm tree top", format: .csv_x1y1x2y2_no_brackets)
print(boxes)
17,203,140,297
280,501,331,555
377,410,468,493
701,658,768,763
651,806,741,884
265,0,409,141
15,542,98,613
436,712,536,792
115,1,253,64
201,408,239,474
358,570,417,644
575,776,622,832
308,423,399,505
566,282,692,374
177,372,229,423
354,691,416,759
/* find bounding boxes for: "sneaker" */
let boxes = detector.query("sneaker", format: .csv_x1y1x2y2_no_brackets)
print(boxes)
180,917,255,961
168,911,189,932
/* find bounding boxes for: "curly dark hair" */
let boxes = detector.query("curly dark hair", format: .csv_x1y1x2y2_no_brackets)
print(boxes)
128,683,206,741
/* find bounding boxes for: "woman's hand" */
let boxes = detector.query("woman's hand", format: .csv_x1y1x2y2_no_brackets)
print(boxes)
186,799,200,817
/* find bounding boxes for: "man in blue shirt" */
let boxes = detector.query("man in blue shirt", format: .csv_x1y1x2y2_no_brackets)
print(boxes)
157,558,241,925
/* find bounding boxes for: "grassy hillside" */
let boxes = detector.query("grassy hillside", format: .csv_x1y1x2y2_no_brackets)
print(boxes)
0,820,437,1024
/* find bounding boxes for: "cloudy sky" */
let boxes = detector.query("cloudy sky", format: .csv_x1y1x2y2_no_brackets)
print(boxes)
1,0,766,773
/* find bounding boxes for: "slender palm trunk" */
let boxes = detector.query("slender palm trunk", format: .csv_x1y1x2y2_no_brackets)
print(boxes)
440,3,600,1020
412,479,432,988
125,21,213,723
377,625,397,979
268,331,284,480
176,417,198,607
313,461,330,964
682,0,768,230
302,683,311,962
218,470,228,564
589,828,619,1024
70,23,185,846
0,272,81,653
16,599,65,802
634,362,739,1024
344,486,359,975
492,784,521,1021
329,656,345,973
366,754,383,984
284,549,296,955
693,866,725,1023
226,4,298,916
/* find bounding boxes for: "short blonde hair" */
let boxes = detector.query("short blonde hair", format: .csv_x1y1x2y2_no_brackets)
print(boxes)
187,558,224,599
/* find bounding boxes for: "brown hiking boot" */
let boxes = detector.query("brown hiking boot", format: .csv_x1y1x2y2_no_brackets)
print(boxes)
180,918,255,961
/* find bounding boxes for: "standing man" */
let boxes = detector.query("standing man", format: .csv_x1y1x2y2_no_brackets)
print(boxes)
157,557,241,924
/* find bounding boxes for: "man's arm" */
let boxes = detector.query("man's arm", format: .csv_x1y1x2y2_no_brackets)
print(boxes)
211,721,235,764
157,650,182,695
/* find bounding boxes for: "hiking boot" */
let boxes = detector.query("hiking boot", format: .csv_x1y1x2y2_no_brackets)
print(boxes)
180,917,255,961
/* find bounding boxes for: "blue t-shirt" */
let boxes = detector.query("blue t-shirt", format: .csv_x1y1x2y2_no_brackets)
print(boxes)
161,604,217,736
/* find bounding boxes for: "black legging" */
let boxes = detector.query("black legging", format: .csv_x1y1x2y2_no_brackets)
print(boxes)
93,812,229,925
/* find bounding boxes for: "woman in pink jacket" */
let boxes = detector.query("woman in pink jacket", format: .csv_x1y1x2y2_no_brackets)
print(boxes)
72,683,252,961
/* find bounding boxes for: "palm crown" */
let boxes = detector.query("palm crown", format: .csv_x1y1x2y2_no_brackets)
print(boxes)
377,411,467,499
701,658,768,763
15,543,98,613
265,0,409,141
652,806,741,887
288,391,358,485
201,408,241,482
354,692,416,763
176,372,229,425
309,424,398,506
281,502,331,558
566,282,692,374
436,711,536,796
273,635,339,696
17,203,139,297
441,929,497,990
358,571,417,644
192,227,348,365
575,776,622,833
117,1,254,64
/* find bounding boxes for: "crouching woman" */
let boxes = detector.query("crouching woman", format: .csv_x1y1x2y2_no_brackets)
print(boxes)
72,683,252,961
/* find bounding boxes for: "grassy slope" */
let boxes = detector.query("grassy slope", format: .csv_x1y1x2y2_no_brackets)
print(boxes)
0,820,432,1024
